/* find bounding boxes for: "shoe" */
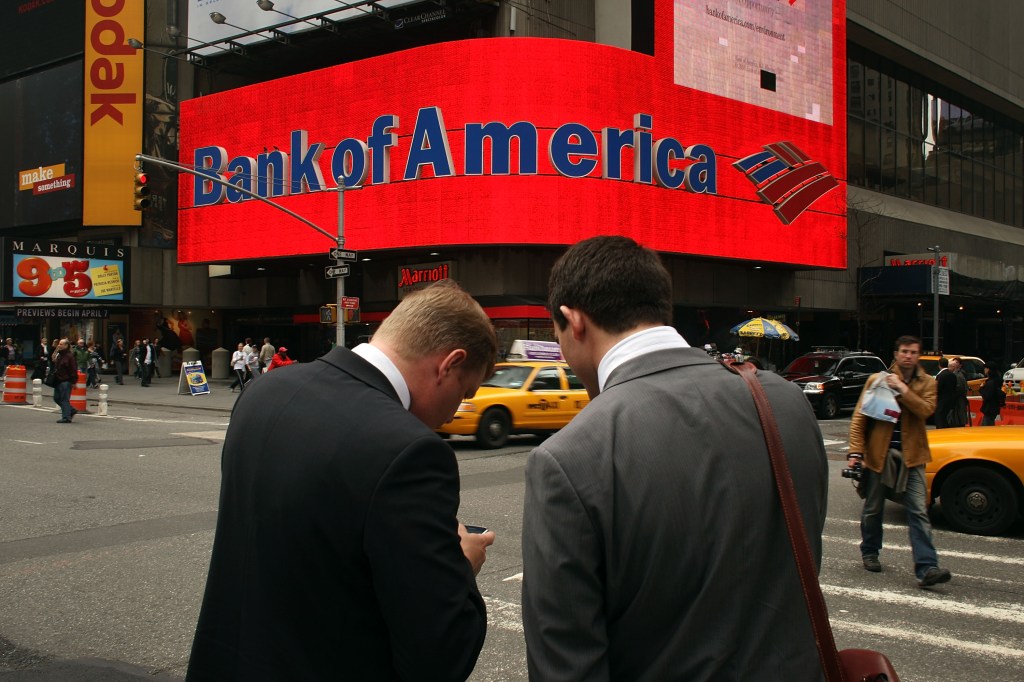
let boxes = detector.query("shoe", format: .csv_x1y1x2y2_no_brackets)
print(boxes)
70,408,78,417
918,567,952,587
862,555,882,572
56,418,70,423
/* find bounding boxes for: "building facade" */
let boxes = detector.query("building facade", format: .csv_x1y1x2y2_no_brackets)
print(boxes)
2,0,1022,370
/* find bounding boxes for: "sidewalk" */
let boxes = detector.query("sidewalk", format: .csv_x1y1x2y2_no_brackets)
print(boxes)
3,372,243,415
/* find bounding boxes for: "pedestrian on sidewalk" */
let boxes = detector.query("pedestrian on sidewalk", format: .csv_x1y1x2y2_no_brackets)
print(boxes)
229,343,247,392
151,339,163,378
109,338,126,385
265,346,294,372
141,339,154,387
259,337,276,373
245,344,260,383
86,342,102,388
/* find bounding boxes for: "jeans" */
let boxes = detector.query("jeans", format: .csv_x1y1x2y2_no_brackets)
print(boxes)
981,414,996,426
860,463,939,579
53,380,73,420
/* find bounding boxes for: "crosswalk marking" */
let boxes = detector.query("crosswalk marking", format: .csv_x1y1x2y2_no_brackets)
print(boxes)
824,534,1024,565
833,619,1024,660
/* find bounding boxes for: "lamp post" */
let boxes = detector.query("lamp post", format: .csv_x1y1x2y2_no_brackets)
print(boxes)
927,245,941,349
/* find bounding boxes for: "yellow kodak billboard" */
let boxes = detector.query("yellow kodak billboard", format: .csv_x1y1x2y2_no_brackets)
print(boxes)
83,0,145,226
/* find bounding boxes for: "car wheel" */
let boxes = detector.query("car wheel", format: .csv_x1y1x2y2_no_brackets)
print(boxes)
939,467,1018,536
477,409,510,449
818,392,840,419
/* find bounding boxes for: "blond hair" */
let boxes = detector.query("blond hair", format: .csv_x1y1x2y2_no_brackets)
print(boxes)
375,280,497,376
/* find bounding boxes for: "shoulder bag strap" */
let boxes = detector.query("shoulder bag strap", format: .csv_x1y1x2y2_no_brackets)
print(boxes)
725,361,846,682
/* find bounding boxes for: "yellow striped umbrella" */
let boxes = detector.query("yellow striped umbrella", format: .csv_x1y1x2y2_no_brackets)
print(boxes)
730,317,800,341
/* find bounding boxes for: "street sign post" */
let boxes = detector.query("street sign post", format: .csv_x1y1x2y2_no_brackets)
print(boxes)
325,264,350,279
330,248,358,261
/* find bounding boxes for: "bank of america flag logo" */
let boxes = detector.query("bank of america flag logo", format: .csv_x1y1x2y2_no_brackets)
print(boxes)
733,142,839,225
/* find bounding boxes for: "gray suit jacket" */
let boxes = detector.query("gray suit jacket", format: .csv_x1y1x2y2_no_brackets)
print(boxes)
522,348,828,681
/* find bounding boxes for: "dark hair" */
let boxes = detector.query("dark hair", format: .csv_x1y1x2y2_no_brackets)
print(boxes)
548,236,672,333
893,335,922,351
938,356,949,368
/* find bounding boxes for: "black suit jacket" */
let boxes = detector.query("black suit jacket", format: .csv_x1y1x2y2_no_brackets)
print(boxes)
187,347,486,681
935,368,957,417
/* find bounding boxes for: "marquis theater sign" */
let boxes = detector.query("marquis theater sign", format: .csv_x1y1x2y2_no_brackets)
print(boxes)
178,0,847,268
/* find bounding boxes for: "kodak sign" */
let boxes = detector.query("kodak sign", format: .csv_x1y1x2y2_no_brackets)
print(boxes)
83,0,144,226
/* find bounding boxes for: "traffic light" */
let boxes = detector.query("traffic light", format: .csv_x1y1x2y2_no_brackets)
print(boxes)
133,171,151,210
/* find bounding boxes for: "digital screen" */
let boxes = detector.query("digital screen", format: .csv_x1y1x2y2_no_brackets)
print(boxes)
178,0,846,269
0,62,84,229
674,0,833,124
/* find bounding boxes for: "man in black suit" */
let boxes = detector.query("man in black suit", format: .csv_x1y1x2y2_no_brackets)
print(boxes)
187,281,498,681
934,356,961,428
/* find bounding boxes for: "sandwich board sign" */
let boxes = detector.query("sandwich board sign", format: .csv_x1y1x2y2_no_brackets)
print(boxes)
177,360,210,396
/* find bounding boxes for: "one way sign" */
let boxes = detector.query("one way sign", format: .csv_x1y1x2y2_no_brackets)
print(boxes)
329,248,357,261
325,264,350,279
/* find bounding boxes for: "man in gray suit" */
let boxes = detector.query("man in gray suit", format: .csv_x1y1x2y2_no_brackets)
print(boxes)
522,236,829,681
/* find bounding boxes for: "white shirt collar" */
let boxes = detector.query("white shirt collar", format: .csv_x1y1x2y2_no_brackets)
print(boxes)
597,326,690,393
352,343,411,410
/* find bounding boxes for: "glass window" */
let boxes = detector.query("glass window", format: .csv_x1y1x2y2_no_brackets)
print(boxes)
848,61,865,118
530,368,562,391
848,118,865,186
564,367,584,390
482,365,533,389
864,66,880,123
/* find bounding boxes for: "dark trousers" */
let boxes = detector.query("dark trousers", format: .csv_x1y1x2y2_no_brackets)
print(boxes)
141,363,152,386
114,359,124,384
53,380,73,420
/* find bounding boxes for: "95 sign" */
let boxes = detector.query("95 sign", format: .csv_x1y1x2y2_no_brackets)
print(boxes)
12,254,126,301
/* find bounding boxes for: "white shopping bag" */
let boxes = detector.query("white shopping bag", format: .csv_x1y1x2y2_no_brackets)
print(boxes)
859,372,901,423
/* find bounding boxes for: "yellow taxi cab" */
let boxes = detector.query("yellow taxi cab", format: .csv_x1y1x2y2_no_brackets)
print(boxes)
918,352,986,396
437,361,589,449
925,425,1024,536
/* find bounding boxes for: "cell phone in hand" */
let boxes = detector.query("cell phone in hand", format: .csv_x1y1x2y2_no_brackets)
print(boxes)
464,525,488,534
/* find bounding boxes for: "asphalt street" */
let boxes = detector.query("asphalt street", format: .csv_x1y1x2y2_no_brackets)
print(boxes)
1,374,1022,680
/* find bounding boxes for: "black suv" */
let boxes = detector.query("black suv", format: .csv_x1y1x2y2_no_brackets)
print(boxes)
781,348,888,419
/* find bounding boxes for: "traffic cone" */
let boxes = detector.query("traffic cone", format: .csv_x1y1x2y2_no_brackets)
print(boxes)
2,365,27,404
70,371,88,413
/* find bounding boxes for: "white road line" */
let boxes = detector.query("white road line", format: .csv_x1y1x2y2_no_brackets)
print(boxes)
823,584,1024,624
172,431,228,441
823,534,1024,565
833,619,1024,660
11,440,48,445
827,517,1023,545
503,572,523,582
3,404,228,426
484,596,523,633
822,439,845,446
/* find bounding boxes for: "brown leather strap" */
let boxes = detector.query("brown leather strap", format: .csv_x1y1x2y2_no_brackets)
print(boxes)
726,361,846,682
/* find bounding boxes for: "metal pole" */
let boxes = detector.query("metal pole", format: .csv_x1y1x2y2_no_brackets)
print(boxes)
928,245,941,349
337,184,345,348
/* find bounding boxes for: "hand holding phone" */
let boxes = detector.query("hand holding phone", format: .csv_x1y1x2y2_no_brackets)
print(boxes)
458,522,495,576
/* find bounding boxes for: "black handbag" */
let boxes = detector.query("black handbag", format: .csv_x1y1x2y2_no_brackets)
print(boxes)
43,371,58,388
726,362,901,682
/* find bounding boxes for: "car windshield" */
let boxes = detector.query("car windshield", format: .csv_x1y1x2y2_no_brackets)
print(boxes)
919,359,940,375
784,356,839,376
480,365,534,389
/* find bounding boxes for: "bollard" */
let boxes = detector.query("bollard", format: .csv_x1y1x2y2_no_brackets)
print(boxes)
98,383,109,416
32,378,42,407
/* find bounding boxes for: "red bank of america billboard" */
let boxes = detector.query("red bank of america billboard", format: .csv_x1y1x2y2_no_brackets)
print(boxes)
178,0,846,268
